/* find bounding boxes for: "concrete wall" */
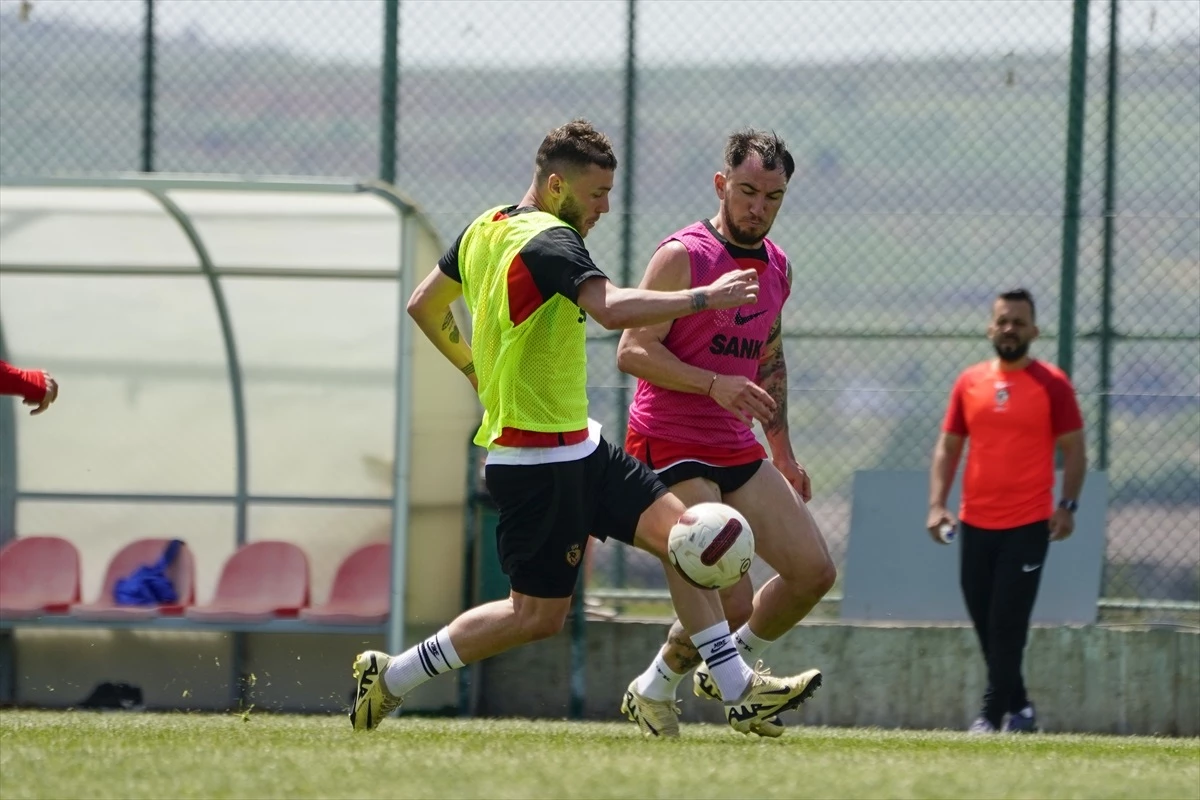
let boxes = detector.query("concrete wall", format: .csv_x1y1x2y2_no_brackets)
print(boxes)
11,622,457,713
11,619,1196,736
478,620,1200,737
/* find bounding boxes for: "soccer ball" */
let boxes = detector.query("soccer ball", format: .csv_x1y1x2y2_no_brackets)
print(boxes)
667,502,755,590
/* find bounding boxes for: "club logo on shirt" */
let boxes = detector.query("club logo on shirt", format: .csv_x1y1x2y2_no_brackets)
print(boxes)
994,382,1010,410
565,543,583,567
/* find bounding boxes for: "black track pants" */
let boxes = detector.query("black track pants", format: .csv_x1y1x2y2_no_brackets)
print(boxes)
959,519,1051,727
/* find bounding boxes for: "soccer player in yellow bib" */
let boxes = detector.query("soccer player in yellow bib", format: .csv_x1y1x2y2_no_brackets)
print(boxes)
349,119,820,737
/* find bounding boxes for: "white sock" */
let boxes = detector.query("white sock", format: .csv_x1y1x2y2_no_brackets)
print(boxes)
732,624,775,661
382,627,464,697
634,647,687,701
691,621,755,702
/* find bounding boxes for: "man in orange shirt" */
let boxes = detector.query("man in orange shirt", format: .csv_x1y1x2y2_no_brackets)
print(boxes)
927,288,1087,734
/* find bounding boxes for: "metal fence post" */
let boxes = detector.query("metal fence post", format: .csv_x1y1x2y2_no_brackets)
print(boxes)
379,0,400,185
1057,0,1091,377
610,0,639,608
1098,0,1119,470
140,0,156,173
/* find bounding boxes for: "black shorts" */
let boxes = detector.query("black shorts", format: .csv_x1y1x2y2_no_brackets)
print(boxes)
483,436,669,599
656,459,763,495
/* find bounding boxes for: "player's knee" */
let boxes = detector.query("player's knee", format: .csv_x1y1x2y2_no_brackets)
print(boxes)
812,559,837,599
779,556,836,602
517,604,569,642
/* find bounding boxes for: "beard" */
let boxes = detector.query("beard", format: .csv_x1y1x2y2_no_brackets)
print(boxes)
558,193,587,236
993,337,1031,362
721,206,771,247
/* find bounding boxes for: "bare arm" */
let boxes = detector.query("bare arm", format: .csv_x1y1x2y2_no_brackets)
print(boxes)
615,243,774,425
615,243,709,393
1057,429,1087,502
1050,429,1088,541
576,264,759,332
926,431,965,540
756,312,812,501
406,268,478,390
757,315,791,452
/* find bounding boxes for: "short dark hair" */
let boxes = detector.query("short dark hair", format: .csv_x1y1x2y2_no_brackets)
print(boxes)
535,119,617,181
996,287,1036,321
724,129,795,180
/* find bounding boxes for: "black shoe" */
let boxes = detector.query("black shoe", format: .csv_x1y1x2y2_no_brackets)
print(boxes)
1003,704,1039,733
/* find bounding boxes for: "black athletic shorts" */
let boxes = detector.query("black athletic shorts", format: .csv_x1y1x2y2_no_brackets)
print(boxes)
483,435,669,599
656,459,764,495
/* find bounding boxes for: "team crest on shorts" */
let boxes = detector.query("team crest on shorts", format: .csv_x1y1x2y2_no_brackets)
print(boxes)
565,544,582,567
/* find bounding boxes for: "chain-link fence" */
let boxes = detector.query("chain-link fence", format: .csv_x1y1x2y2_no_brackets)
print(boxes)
1,0,1196,605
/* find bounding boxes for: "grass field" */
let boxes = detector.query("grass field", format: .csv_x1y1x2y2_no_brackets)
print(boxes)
1,711,1196,800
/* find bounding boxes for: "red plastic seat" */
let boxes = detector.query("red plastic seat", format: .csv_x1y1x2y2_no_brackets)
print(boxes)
185,541,310,623
0,536,81,619
300,542,390,625
70,538,196,621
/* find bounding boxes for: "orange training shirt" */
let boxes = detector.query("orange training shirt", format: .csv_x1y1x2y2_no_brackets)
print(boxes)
942,359,1084,529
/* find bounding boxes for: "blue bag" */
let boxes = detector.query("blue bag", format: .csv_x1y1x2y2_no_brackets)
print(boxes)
114,539,183,606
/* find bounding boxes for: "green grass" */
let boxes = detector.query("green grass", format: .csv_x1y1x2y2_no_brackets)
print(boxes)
1,711,1197,800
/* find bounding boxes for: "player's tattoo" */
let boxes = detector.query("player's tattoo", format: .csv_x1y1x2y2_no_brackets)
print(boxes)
440,309,461,344
757,320,789,437
690,290,707,312
764,314,783,346
664,621,703,673
461,362,475,377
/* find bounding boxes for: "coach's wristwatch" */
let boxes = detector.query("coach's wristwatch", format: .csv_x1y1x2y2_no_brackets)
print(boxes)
1058,499,1079,513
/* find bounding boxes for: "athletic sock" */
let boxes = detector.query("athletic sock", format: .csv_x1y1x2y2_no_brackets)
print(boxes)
732,623,774,661
382,627,464,697
691,621,755,701
634,647,687,701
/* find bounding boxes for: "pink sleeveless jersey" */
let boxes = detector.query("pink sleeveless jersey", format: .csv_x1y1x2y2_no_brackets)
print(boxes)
627,220,791,450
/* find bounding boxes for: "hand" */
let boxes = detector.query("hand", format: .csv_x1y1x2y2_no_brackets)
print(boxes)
708,373,775,427
24,372,58,416
1049,508,1075,541
703,269,760,310
773,455,812,503
926,505,956,545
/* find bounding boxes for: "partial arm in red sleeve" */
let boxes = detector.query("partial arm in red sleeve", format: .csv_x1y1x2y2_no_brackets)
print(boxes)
0,360,57,415
0,360,47,403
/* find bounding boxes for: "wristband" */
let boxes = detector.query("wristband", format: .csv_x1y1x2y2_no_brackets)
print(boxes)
706,374,718,397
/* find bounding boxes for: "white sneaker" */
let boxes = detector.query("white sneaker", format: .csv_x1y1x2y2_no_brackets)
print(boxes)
694,663,785,738
621,680,681,738
968,716,999,735
723,661,822,736
349,650,402,731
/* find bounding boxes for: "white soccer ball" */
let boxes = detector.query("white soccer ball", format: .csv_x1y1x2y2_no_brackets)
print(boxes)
667,502,755,590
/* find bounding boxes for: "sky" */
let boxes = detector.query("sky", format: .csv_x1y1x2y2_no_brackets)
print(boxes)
2,0,1197,68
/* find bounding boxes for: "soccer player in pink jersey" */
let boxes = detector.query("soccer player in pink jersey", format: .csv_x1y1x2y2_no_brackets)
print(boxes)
618,130,835,738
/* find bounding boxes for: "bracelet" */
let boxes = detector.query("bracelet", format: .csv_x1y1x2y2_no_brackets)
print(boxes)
706,374,718,397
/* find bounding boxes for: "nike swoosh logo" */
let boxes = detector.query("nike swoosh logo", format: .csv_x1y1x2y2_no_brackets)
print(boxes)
1022,564,1042,573
734,309,767,325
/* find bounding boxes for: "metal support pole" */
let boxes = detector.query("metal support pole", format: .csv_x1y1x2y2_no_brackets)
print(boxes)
1057,0,1091,377
1098,0,1119,470
386,211,417,660
379,0,400,184
610,0,639,611
140,0,156,173
149,189,250,709
0,319,16,548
